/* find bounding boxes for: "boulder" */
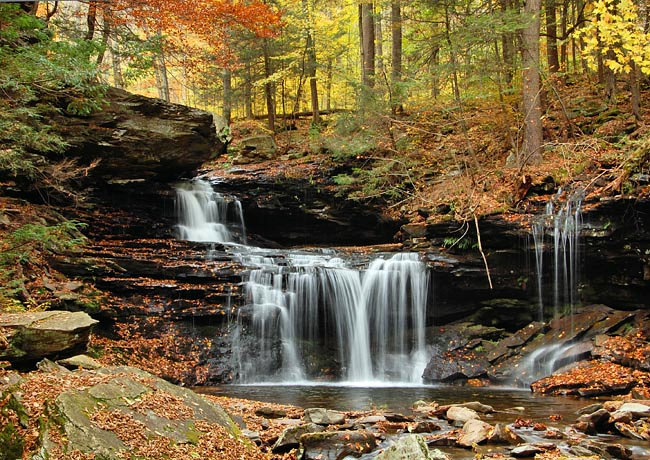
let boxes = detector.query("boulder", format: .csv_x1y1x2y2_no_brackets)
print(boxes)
2,366,249,459
272,423,324,452
511,444,544,457
300,430,376,460
487,423,524,444
55,87,222,183
445,406,479,423
0,311,98,362
239,135,277,158
375,434,449,460
457,419,493,447
304,408,345,425
254,406,287,419
58,354,103,370
617,402,650,416
452,401,494,414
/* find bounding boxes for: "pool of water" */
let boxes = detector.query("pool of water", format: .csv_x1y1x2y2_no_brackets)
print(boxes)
199,383,590,423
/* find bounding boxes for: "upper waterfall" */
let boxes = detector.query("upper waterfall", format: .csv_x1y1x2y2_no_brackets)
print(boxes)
175,179,246,244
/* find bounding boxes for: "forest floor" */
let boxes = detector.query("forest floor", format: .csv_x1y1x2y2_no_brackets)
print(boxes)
210,75,650,227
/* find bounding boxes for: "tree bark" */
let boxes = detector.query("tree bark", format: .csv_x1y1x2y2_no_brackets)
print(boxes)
521,0,543,166
500,0,515,85
630,62,641,123
111,39,125,88
85,1,97,41
361,2,375,87
153,49,170,102
263,38,275,131
244,61,253,119
376,5,384,76
391,2,403,112
223,68,232,124
303,0,319,124
545,0,559,72
324,58,333,111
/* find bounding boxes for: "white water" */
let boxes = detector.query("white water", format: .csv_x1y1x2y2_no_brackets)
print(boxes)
175,179,246,244
531,191,583,322
175,180,430,385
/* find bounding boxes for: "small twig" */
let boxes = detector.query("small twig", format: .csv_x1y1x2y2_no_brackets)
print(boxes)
474,214,493,289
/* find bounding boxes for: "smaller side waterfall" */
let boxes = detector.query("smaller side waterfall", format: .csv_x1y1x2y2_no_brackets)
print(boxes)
532,191,583,322
175,179,246,244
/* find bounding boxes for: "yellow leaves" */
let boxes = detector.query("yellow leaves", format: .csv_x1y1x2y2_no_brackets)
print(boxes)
576,0,650,75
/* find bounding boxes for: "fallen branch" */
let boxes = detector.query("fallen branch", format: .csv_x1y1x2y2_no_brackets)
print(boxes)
474,214,493,289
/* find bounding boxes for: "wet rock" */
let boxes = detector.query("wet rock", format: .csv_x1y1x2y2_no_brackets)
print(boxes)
452,401,494,414
255,406,287,419
409,421,441,433
299,430,376,460
304,408,346,425
357,415,387,424
510,444,544,457
487,423,524,444
617,402,650,416
0,311,98,363
402,223,427,238
385,413,415,423
576,403,603,415
422,354,488,382
579,440,632,459
375,434,448,460
446,406,479,423
609,410,633,424
272,423,324,452
457,419,493,447
426,432,458,446
614,422,646,440
58,354,103,370
575,408,611,433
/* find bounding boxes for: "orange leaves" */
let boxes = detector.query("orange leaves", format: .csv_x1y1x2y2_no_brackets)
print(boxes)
110,0,281,66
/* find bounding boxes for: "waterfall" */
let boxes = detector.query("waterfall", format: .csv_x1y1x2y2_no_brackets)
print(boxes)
235,250,429,384
174,180,430,385
175,179,246,244
531,191,583,322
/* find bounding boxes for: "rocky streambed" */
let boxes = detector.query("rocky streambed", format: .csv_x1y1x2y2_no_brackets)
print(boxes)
3,357,650,459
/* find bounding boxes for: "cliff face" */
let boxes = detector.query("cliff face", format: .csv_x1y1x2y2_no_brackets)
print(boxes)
54,87,223,184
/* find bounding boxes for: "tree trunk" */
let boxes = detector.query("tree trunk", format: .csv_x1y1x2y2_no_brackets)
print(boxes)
545,0,559,72
391,1,403,112
324,58,333,111
500,0,515,85
521,0,543,166
630,62,641,123
223,68,232,124
85,1,97,41
361,2,375,88
153,48,170,102
263,39,275,131
430,46,440,99
96,6,110,65
111,39,124,88
244,61,253,119
376,5,384,76
560,0,568,71
303,0,319,124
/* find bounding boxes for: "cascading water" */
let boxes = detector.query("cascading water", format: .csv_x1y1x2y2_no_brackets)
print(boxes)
175,179,246,244
531,191,583,322
175,180,430,385
234,250,429,384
